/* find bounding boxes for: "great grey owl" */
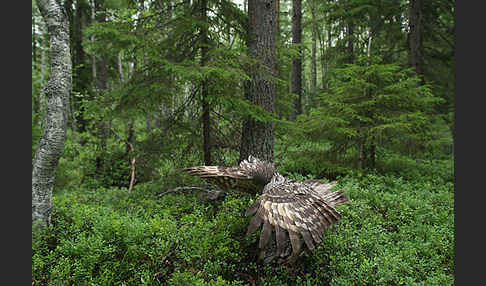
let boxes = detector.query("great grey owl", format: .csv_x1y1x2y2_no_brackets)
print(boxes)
184,155,349,263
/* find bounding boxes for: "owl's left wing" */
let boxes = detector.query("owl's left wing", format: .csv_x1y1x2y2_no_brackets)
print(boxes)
245,179,343,257
304,179,349,207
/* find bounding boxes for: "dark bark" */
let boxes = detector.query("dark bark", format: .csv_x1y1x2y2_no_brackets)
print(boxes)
239,0,276,163
72,0,90,134
291,0,302,119
200,0,211,165
33,0,72,227
92,0,109,172
346,21,355,64
368,142,376,169
276,0,279,35
408,0,425,85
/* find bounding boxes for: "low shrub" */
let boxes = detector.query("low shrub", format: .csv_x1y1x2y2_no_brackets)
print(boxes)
33,162,453,285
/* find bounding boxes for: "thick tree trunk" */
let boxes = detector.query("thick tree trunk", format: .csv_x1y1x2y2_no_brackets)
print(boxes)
291,0,302,120
32,0,72,227
408,0,425,85
239,0,276,163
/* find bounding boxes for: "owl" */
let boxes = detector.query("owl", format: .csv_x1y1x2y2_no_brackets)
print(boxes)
184,156,349,263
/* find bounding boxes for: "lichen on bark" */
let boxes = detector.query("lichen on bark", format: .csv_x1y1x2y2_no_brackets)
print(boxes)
32,0,71,227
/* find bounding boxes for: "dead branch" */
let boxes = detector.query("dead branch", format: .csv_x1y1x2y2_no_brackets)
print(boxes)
156,186,225,200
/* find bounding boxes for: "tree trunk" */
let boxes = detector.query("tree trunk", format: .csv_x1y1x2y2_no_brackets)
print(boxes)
32,0,72,228
346,21,354,64
408,0,425,85
325,20,331,89
200,0,211,165
90,0,96,85
291,0,302,120
310,0,317,107
239,0,276,163
39,34,47,119
32,16,37,65
276,0,279,35
93,0,109,172
317,10,330,90
368,142,376,169
71,0,90,135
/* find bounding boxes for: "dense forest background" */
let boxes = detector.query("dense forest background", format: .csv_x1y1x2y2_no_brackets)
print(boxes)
32,0,454,285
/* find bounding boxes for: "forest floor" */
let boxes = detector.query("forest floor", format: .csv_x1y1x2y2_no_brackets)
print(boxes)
33,157,454,286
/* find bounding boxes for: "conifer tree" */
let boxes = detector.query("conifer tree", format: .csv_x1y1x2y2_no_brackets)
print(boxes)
239,0,277,163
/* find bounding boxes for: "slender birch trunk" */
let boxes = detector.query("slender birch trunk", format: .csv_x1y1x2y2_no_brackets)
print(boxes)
39,34,47,119
32,0,72,227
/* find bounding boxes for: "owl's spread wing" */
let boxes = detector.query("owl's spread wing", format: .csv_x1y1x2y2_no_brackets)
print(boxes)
184,165,258,193
245,177,344,256
184,156,273,194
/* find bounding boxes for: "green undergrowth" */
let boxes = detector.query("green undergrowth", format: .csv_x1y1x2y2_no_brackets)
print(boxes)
33,161,454,285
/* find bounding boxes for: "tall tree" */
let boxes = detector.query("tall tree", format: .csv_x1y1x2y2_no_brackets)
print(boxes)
32,0,72,227
239,0,277,162
70,0,90,135
309,0,317,107
291,0,302,119
408,0,425,85
200,0,212,165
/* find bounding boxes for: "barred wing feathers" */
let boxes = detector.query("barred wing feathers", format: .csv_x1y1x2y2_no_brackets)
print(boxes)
304,179,349,207
184,165,257,193
245,174,344,256
184,156,274,194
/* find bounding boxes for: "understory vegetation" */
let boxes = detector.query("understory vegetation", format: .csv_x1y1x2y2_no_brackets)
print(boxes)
32,134,453,285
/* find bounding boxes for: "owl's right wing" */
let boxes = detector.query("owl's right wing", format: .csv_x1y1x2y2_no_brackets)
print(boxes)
184,165,258,193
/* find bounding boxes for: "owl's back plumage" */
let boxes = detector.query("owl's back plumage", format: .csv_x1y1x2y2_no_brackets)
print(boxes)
184,156,349,263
